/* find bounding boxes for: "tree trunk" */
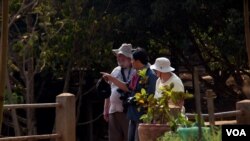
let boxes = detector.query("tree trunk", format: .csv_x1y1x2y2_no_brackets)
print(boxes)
0,0,3,134
24,0,37,138
76,70,84,123
0,0,2,37
63,60,72,92
0,0,9,133
26,57,36,137
244,0,250,67
6,70,21,136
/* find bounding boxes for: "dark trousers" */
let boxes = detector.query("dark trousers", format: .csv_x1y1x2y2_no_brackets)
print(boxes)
109,112,129,141
128,120,139,141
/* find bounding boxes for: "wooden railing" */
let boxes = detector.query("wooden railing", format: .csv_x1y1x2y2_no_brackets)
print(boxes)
185,68,250,126
186,110,241,120
0,93,75,141
186,89,250,125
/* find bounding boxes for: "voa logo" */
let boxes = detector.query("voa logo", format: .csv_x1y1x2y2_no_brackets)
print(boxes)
226,129,246,136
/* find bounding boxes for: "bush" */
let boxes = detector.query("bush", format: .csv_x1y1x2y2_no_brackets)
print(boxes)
157,126,221,141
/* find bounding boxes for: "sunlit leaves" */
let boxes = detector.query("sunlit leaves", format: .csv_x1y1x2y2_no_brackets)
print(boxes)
134,82,193,126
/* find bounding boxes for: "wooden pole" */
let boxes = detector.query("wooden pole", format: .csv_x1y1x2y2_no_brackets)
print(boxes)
204,89,216,125
0,0,9,131
193,67,202,141
236,100,250,124
244,0,250,67
56,93,76,141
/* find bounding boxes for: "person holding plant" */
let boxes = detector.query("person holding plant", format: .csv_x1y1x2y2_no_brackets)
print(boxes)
150,57,185,108
101,47,157,141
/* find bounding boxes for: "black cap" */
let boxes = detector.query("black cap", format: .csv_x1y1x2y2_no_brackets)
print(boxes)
132,47,148,65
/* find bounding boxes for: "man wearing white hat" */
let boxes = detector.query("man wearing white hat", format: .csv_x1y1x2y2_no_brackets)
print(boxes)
103,43,136,141
150,57,185,107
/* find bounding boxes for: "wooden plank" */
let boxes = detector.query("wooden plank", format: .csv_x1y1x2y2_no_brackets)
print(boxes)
0,134,60,141
205,120,237,126
186,110,241,119
3,103,60,109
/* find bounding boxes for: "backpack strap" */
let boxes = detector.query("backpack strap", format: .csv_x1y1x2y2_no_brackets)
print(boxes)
121,67,131,82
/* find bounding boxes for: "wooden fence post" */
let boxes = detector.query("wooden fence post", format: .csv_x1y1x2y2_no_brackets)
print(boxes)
193,67,202,141
236,100,250,124
56,93,75,141
204,89,216,125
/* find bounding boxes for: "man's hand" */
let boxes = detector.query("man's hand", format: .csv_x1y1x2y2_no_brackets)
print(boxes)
103,98,110,122
103,112,109,122
100,72,112,82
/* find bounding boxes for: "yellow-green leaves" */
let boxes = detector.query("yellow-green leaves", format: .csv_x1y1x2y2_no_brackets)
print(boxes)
159,83,193,106
134,88,148,108
138,68,148,85
134,82,194,127
171,91,193,105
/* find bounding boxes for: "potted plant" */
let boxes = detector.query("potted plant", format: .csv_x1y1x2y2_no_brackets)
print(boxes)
133,69,194,141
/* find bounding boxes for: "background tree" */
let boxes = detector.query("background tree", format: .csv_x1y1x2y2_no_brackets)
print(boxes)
5,0,116,138
0,0,9,133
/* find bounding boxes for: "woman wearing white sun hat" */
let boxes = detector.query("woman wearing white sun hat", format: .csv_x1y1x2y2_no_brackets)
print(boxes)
150,57,185,108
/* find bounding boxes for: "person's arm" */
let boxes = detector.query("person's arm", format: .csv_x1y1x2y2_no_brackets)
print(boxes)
100,72,129,92
103,98,110,122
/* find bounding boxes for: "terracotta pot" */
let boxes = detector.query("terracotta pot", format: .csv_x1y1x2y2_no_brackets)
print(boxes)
138,123,171,141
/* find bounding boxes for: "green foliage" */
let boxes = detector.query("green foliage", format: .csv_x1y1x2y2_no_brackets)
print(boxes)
160,84,193,106
134,82,193,131
137,68,149,88
36,0,117,76
4,91,24,104
9,0,22,15
9,0,118,80
157,126,222,141
157,131,182,141
8,0,247,87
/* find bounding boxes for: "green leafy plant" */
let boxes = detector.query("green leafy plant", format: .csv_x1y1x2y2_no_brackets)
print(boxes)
134,73,194,130
157,131,182,141
157,126,222,141
137,68,149,89
4,91,24,104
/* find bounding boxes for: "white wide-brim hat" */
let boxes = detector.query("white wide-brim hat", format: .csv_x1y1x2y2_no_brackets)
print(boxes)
112,43,133,58
150,57,175,73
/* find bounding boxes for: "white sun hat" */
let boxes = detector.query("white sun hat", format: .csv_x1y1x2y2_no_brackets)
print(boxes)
112,43,133,58
150,57,175,73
